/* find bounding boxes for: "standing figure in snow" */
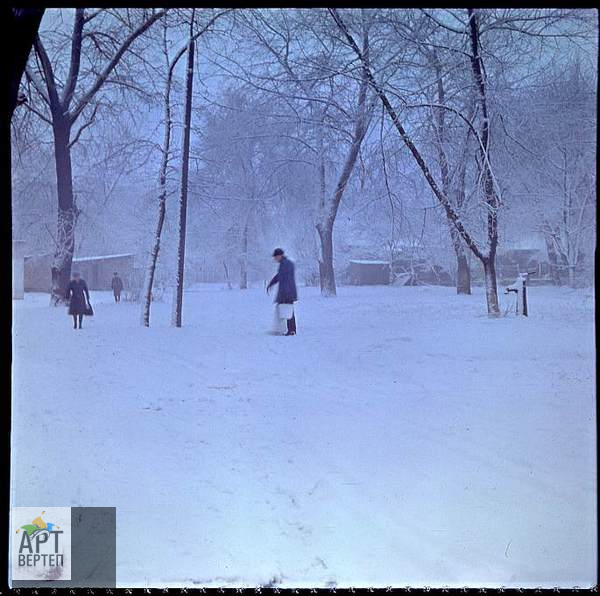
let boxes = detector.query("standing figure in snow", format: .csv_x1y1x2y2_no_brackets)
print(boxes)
65,272,91,329
111,271,123,303
267,248,298,336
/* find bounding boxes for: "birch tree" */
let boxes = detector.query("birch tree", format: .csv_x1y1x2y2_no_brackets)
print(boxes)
141,10,228,327
172,18,196,328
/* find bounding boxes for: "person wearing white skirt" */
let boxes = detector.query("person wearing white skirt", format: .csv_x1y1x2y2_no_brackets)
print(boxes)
267,248,298,336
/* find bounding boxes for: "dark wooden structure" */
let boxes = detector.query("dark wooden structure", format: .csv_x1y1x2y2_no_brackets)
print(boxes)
347,260,391,285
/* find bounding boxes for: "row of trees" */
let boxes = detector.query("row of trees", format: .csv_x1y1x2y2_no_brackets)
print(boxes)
12,8,597,322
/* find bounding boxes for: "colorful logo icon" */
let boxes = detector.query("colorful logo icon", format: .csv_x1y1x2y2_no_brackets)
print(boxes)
16,511,60,540
11,507,71,582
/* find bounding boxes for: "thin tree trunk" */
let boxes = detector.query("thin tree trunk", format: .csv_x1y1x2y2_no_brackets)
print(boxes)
141,48,173,326
223,261,232,289
430,51,472,295
140,174,168,325
453,134,472,295
50,117,76,305
172,38,194,327
543,230,561,285
467,8,500,315
141,12,225,326
239,223,248,290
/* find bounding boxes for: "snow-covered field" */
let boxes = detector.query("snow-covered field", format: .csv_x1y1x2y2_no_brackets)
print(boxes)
11,284,597,588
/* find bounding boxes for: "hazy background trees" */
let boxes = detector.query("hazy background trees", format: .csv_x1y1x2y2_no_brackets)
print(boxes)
11,8,597,317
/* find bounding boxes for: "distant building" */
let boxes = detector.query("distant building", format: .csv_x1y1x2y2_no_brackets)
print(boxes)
24,253,52,292
24,253,135,293
347,260,391,285
391,257,453,286
12,240,26,299
496,249,548,283
72,253,135,290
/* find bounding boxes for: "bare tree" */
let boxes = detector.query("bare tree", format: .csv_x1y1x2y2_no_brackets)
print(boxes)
172,17,196,328
316,22,372,296
222,9,375,296
532,69,596,287
141,10,228,327
422,47,475,295
29,8,167,304
331,8,504,314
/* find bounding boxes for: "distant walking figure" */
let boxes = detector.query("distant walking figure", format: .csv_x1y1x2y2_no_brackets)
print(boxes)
65,272,91,329
111,272,124,303
267,248,298,336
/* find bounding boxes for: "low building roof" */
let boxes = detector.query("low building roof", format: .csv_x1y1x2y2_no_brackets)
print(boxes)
73,253,135,262
349,259,390,265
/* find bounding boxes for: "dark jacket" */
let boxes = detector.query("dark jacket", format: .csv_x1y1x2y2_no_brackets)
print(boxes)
65,279,90,315
111,276,123,292
268,257,298,304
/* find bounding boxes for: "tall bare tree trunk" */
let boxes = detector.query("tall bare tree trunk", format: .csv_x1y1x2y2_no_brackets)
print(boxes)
140,157,168,325
315,22,370,297
141,38,173,327
172,37,194,327
430,51,472,295
467,8,499,315
50,116,77,305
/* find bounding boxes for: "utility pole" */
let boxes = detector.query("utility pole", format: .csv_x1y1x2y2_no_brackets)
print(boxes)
172,29,195,327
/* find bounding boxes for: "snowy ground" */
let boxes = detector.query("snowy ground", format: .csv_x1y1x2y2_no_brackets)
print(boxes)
11,284,597,588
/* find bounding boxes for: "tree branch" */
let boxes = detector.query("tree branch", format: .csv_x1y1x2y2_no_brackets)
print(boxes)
68,102,100,148
69,9,168,124
33,34,61,113
329,8,486,262
62,8,85,110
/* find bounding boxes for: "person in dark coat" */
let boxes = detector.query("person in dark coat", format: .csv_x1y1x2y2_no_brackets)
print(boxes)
267,248,298,335
65,272,90,329
111,272,124,303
